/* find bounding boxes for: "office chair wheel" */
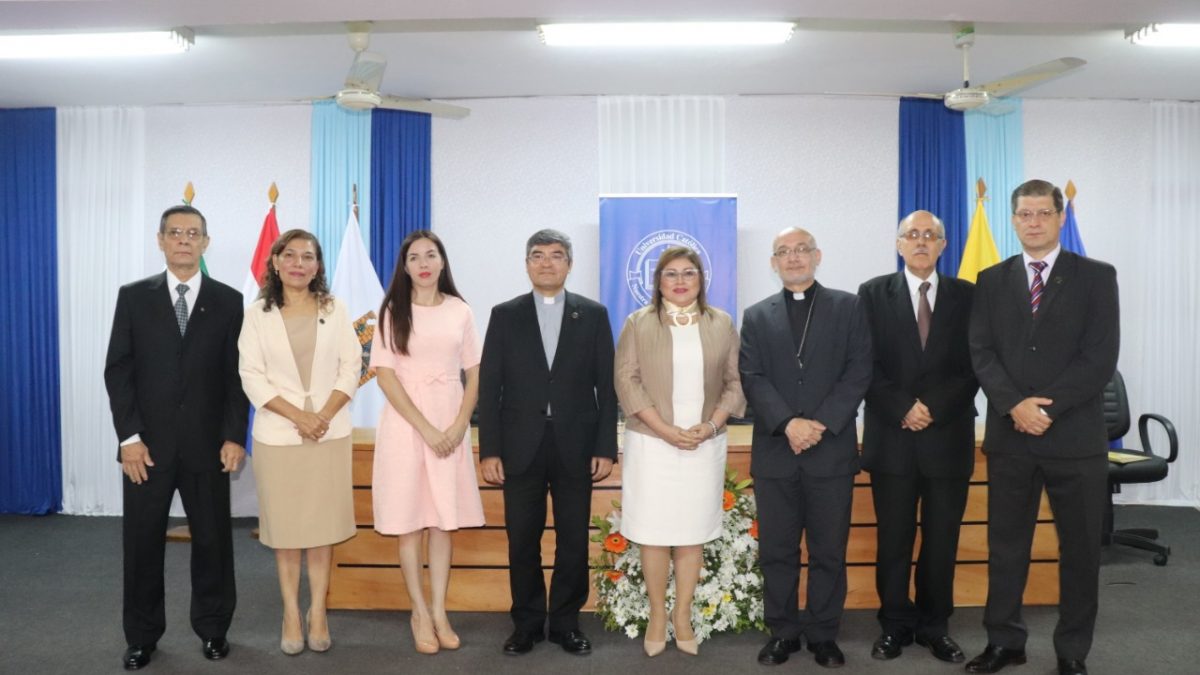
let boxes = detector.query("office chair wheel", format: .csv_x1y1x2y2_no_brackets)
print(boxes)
1153,553,1168,566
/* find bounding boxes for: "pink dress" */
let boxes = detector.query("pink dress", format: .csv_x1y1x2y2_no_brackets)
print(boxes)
370,296,485,535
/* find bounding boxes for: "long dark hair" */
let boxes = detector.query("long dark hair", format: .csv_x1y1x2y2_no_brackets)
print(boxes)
380,230,463,355
258,229,332,312
651,246,708,317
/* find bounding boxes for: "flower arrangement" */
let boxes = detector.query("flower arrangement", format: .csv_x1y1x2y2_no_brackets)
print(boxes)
590,468,766,642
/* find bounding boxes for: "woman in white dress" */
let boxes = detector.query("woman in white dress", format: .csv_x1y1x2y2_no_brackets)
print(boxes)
614,246,745,657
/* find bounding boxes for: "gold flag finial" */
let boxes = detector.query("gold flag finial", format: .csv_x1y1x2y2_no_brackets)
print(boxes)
183,181,195,205
1065,180,1076,201
268,182,279,205
976,177,987,200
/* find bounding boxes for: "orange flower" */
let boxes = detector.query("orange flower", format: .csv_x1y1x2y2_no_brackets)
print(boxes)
722,490,736,511
749,519,759,540
606,570,623,582
603,533,629,554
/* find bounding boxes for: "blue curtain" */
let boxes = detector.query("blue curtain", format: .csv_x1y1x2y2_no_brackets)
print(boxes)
898,98,969,276
310,100,372,276
369,109,431,287
0,108,62,514
965,102,1025,258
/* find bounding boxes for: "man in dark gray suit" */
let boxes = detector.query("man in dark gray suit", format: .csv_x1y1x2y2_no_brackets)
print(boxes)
858,211,977,664
965,180,1119,675
479,229,618,657
740,227,872,669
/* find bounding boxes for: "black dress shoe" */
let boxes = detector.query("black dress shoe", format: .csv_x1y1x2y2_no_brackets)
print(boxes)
757,637,802,665
548,629,592,655
202,637,230,661
1058,659,1088,675
502,629,544,655
808,641,846,668
915,634,965,663
871,632,913,660
122,644,155,671
965,644,1027,673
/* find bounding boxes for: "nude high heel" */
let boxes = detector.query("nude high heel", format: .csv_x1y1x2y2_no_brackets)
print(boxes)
644,613,667,657
280,612,305,655
306,608,332,653
673,607,698,656
433,617,461,650
411,614,440,655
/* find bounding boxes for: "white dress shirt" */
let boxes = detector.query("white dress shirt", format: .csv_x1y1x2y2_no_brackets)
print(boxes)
1022,244,1061,289
903,267,938,319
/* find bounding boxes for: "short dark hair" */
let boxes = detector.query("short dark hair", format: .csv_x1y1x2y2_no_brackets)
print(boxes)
1011,179,1063,214
525,229,573,263
159,204,208,234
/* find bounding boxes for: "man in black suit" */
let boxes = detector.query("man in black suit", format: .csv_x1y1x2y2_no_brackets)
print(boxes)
858,210,978,664
740,227,872,669
965,180,1119,675
104,205,249,670
479,229,618,657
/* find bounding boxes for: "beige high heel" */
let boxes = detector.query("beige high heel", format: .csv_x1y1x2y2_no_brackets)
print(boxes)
644,614,667,657
673,607,698,656
280,612,305,655
306,608,332,653
433,617,461,650
411,614,440,655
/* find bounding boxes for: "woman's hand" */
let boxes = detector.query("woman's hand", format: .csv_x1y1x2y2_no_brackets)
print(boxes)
292,410,329,441
658,425,700,451
442,420,469,451
684,423,715,443
419,423,455,458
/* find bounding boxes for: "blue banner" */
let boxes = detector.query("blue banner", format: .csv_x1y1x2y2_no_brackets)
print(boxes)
599,196,737,342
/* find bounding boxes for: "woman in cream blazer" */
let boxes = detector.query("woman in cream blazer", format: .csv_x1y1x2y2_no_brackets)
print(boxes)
615,246,745,657
238,229,361,655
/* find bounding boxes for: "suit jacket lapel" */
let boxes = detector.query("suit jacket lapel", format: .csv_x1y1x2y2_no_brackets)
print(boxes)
550,291,579,375
766,294,797,369
1004,256,1034,333
923,272,959,358
888,272,923,358
150,272,184,346
1034,251,1074,322
518,293,551,373
181,277,213,348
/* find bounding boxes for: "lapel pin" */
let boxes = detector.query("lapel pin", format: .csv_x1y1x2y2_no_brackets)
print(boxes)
571,311,579,319
1054,277,1063,284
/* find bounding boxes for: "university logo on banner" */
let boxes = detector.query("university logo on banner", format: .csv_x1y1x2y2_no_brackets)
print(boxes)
599,196,737,342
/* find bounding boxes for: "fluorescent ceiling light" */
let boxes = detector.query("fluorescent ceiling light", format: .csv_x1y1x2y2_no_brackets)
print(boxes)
1126,24,1200,46
538,22,795,47
0,29,194,59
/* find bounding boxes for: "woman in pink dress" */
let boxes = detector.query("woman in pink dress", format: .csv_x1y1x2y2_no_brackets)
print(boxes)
370,230,484,655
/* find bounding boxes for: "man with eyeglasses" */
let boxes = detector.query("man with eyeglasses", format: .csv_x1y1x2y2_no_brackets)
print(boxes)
104,205,249,670
740,227,872,669
857,211,978,665
479,229,618,657
965,180,1119,675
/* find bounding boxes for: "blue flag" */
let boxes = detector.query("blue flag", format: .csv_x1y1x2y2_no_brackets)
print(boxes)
1060,199,1088,256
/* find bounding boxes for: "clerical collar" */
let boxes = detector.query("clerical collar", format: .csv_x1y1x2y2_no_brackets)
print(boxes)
536,289,565,305
783,281,820,302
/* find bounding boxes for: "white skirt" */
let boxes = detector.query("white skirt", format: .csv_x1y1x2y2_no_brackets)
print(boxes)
619,428,727,546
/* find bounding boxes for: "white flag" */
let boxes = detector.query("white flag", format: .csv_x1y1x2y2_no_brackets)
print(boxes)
330,210,386,429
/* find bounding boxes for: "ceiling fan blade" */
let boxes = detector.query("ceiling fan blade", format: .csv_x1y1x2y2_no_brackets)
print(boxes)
345,51,387,92
977,57,1086,97
378,95,471,119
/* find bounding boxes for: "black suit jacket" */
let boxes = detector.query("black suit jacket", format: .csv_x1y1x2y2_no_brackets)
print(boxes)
858,272,978,478
104,272,249,473
739,286,873,479
478,291,618,477
969,252,1119,458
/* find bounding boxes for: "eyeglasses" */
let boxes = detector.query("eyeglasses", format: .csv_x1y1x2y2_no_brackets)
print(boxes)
773,244,816,259
899,229,944,242
163,228,205,241
527,251,569,264
662,268,700,282
1015,209,1060,223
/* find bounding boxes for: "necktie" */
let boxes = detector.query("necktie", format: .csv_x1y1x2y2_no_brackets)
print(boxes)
917,281,932,349
174,283,190,335
1029,261,1047,315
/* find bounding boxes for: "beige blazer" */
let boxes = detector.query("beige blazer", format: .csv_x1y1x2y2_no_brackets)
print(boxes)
238,296,361,445
615,304,746,436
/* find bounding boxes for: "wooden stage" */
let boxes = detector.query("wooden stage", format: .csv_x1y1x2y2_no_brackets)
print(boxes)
329,425,1060,611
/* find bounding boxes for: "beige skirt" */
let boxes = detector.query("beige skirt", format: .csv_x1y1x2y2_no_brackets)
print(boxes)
252,434,356,549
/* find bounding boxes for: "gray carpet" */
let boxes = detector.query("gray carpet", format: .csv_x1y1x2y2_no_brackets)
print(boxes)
1,505,1196,674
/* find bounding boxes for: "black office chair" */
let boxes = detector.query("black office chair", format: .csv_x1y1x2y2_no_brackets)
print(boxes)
1102,370,1179,566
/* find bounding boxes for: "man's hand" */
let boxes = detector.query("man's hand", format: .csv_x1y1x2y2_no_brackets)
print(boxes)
219,442,245,473
121,441,155,484
785,418,826,454
591,457,614,482
481,457,505,485
901,400,934,431
1011,397,1054,435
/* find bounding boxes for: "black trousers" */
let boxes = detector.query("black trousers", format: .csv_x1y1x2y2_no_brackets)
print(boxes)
122,460,235,646
502,422,593,635
756,470,854,642
871,470,970,638
983,452,1107,661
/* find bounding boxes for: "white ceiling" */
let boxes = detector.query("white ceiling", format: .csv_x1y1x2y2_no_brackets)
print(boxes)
2,0,1200,108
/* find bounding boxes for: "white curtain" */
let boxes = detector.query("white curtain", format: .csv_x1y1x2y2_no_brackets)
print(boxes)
599,96,726,194
1119,101,1200,507
57,107,146,515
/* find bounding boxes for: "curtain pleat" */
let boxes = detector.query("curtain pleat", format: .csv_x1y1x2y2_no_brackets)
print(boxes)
965,102,1025,258
369,109,431,286
310,100,371,275
599,96,726,194
897,98,968,276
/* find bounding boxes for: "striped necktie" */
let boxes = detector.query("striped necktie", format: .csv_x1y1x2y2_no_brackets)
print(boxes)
1029,261,1047,315
175,283,190,335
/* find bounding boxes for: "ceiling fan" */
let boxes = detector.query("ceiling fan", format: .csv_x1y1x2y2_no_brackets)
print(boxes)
913,25,1086,113
330,22,469,120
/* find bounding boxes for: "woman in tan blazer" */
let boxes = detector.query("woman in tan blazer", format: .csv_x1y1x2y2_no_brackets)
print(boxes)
615,246,746,657
238,229,361,655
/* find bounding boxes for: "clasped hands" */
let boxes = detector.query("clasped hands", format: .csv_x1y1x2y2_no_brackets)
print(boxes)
293,410,332,441
660,423,716,451
419,420,470,458
1010,397,1054,436
901,399,934,431
785,417,825,454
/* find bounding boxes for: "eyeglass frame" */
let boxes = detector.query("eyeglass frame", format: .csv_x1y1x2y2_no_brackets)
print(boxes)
526,251,570,264
898,229,945,242
773,244,818,259
162,227,207,241
661,268,701,281
1014,208,1061,223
